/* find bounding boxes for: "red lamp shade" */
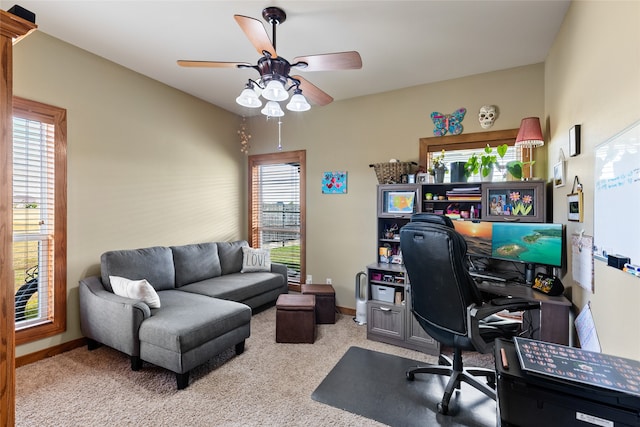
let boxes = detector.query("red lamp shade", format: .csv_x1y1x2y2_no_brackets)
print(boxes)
515,117,544,148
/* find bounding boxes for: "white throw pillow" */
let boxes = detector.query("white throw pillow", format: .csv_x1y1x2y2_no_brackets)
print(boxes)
109,276,161,308
241,247,271,273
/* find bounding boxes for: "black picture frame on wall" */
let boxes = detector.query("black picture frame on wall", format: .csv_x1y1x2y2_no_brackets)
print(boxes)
567,191,584,222
570,125,581,157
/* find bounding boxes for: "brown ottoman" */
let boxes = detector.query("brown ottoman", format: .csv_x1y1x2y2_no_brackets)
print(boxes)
301,284,336,324
276,294,316,343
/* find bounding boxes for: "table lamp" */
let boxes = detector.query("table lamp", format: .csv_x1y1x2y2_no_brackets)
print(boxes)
515,117,544,179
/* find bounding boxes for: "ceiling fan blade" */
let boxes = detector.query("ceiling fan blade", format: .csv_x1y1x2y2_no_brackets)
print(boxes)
234,15,277,58
177,60,252,68
292,51,362,71
292,75,333,106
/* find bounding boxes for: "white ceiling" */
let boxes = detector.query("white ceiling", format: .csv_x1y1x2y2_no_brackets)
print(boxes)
5,1,570,116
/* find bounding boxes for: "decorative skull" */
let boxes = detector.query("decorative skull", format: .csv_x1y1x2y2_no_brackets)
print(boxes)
478,105,498,129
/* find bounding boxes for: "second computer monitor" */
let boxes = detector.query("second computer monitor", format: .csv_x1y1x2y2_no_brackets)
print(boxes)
452,220,493,258
491,222,564,268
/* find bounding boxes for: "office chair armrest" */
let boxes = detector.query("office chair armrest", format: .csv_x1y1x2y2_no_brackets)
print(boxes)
489,297,540,312
467,300,540,353
471,299,539,320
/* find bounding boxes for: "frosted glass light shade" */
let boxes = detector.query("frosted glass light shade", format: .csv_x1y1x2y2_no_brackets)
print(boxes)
236,88,262,108
261,101,284,117
286,93,311,112
262,80,289,101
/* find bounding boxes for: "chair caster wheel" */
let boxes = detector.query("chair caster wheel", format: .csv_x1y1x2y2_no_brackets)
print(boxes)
437,402,448,415
406,371,415,381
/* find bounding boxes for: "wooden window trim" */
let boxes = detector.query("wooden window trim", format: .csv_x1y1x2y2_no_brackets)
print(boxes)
248,150,306,292
419,128,520,170
13,97,67,345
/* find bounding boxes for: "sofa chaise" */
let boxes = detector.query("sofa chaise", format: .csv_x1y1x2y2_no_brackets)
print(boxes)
79,240,287,389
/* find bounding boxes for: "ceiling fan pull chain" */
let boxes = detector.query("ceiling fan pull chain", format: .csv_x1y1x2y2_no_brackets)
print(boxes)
277,118,283,151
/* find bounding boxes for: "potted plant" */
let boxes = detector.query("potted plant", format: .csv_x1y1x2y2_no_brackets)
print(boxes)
428,149,448,183
464,144,508,181
505,160,535,181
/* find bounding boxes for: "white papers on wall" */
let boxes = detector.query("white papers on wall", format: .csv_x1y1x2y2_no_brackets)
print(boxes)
572,234,594,292
575,302,601,353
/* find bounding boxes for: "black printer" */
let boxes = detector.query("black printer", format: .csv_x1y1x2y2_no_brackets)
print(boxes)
495,338,640,427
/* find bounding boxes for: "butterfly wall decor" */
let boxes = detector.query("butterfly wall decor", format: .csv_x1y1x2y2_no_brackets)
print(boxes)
430,108,467,136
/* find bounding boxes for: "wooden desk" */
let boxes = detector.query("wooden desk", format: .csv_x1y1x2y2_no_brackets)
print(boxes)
477,281,571,345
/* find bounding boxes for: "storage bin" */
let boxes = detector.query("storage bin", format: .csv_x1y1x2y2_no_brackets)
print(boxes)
301,284,336,324
371,284,396,303
275,294,316,343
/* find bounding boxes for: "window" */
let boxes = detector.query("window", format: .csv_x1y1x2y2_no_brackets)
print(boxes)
12,97,67,344
427,146,521,182
248,150,305,288
419,128,526,182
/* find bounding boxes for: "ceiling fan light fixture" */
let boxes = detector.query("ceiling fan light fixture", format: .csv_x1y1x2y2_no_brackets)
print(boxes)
262,79,289,101
261,100,285,117
286,92,311,112
236,87,262,108
179,7,361,116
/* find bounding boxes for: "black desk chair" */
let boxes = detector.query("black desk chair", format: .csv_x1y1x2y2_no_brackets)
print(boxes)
400,214,538,415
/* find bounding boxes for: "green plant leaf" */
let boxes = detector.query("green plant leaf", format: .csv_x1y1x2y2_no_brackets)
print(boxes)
497,144,508,159
506,161,523,179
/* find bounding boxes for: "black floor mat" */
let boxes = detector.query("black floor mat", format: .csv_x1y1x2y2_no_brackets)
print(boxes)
311,346,497,427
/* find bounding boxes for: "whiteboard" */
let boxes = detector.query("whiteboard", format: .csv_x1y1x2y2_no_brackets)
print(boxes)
593,120,640,264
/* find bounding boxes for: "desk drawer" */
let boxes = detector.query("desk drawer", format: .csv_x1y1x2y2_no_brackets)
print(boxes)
367,302,404,340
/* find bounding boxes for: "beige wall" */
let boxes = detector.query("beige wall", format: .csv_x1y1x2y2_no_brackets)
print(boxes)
248,64,545,312
544,1,640,359
13,32,245,357
13,1,640,361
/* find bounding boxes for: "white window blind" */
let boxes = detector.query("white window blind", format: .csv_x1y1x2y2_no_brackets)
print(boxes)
251,163,301,282
427,146,522,183
13,116,55,329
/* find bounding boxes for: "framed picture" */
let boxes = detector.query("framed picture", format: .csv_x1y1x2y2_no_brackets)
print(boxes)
386,191,416,214
489,193,508,215
416,172,429,183
567,191,584,222
570,125,581,157
483,181,546,222
322,171,347,194
553,161,565,188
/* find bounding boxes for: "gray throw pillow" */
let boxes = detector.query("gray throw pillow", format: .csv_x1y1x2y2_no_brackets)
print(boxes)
101,246,175,292
217,240,249,275
171,242,221,287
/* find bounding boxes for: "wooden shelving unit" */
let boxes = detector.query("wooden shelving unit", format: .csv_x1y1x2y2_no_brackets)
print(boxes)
366,180,548,353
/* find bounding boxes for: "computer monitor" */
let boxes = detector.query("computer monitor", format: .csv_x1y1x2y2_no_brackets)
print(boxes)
491,222,564,282
452,220,493,258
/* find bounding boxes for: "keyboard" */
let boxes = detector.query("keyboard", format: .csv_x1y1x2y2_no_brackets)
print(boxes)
468,269,518,282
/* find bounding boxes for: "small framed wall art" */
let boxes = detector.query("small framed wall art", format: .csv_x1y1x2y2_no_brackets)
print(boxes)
567,191,583,222
553,161,565,188
567,176,583,222
322,171,347,194
570,125,581,157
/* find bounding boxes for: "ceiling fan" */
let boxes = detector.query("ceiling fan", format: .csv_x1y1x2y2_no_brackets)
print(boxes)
177,6,362,116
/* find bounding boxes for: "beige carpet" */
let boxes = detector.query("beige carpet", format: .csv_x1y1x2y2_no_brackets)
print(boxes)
16,306,493,426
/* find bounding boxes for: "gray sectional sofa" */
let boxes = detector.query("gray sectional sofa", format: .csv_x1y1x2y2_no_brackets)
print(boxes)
79,240,288,389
